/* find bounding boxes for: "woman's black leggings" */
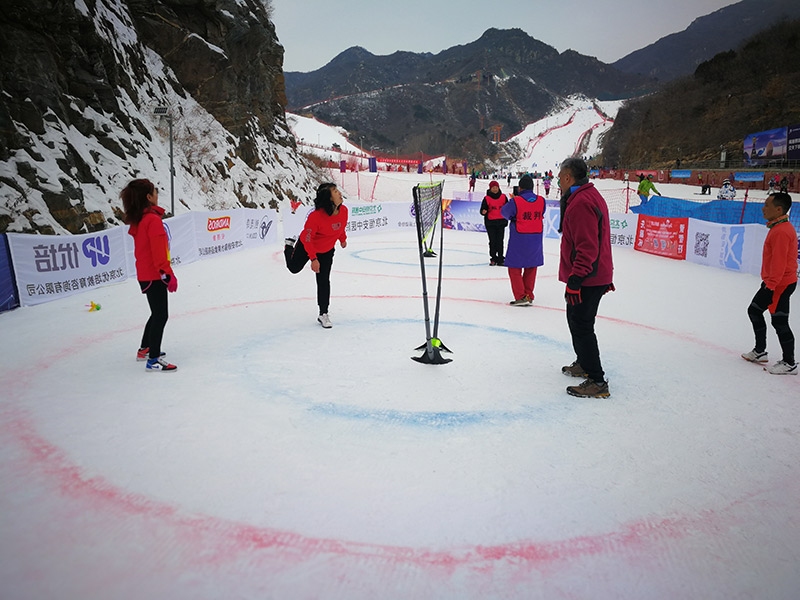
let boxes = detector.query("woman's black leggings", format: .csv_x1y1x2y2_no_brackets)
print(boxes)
285,240,335,315
139,280,169,359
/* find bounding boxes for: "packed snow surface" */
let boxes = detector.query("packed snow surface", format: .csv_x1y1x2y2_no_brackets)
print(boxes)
1,172,798,599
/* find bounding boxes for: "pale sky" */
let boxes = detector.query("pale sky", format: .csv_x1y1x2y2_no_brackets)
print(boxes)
272,0,740,73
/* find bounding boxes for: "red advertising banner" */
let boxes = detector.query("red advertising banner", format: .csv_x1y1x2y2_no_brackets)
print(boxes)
634,215,688,260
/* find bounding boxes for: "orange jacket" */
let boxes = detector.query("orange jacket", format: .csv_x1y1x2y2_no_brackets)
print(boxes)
761,217,798,294
128,205,173,281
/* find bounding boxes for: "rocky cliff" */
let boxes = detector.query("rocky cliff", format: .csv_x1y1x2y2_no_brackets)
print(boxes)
0,0,315,234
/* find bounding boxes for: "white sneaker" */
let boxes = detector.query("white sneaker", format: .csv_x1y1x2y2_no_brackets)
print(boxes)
765,360,798,375
317,313,332,328
741,349,768,363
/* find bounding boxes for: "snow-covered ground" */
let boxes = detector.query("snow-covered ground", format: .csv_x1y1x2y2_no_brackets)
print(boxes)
2,207,799,598
504,96,623,174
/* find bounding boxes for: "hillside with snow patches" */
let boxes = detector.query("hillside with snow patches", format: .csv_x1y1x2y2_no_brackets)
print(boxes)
288,95,622,176
0,0,316,235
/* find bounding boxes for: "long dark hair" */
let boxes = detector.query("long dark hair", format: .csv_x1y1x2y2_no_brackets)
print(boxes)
121,179,155,224
313,182,337,216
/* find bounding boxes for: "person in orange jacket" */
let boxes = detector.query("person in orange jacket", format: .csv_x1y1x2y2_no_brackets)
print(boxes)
284,183,348,328
122,179,178,372
741,192,798,375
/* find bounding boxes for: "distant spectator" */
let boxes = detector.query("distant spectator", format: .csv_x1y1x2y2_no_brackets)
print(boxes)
780,176,789,193
479,180,508,266
768,178,776,194
637,174,660,204
469,173,476,192
718,178,736,200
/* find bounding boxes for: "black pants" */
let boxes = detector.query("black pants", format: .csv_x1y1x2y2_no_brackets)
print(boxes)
566,285,608,383
748,281,796,363
139,280,168,359
285,240,335,315
485,220,506,261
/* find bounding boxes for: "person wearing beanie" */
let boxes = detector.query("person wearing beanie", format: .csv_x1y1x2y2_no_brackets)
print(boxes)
479,180,508,265
500,174,545,306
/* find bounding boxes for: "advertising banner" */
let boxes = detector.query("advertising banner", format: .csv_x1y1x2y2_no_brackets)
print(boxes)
609,213,639,249
442,199,485,232
158,213,199,270
686,220,767,275
634,215,688,260
734,172,765,182
8,227,131,307
242,208,279,250
345,203,403,237
0,234,19,312
194,210,246,259
787,124,800,161
670,170,692,178
744,127,787,166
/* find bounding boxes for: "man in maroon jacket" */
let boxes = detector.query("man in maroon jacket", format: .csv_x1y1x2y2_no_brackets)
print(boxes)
557,158,615,398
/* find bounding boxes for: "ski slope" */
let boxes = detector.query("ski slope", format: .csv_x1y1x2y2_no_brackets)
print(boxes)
2,214,799,599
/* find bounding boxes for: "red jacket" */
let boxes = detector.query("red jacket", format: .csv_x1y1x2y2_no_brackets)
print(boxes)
128,205,173,281
301,205,348,260
762,217,798,297
558,182,614,286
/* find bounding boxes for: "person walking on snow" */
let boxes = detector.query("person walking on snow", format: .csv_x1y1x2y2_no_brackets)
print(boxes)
284,183,348,328
543,174,552,197
122,179,179,372
479,180,508,265
741,192,797,375
500,174,545,306
637,173,660,205
558,157,614,398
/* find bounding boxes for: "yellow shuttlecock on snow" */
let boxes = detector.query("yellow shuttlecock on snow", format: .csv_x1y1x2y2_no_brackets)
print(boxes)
86,301,101,312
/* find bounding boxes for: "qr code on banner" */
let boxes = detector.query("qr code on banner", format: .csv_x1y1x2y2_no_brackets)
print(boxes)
694,232,709,257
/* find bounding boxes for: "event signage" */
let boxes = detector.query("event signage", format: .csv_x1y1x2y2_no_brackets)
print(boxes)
787,124,800,161
686,220,767,275
8,227,130,306
242,208,279,250
194,210,246,258
670,170,691,178
734,172,765,182
634,215,688,260
744,127,788,166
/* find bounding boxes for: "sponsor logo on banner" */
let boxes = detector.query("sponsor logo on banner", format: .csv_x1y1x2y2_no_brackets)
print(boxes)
81,235,111,267
351,205,383,216
207,216,231,232
635,216,688,260
33,236,112,272
720,226,745,270
259,218,273,240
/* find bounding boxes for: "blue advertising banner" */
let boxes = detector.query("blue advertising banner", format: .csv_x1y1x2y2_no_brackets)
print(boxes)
0,234,19,312
589,169,600,177
671,170,692,178
744,127,787,166
735,172,765,182
787,124,800,161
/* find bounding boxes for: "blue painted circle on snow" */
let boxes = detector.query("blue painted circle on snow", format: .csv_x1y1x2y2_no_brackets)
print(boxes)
349,248,487,268
241,317,573,428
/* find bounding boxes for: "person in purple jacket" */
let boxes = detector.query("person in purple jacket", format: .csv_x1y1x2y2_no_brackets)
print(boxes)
500,174,545,306
557,157,615,398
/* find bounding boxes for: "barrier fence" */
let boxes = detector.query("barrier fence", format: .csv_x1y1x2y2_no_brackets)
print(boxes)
2,195,797,314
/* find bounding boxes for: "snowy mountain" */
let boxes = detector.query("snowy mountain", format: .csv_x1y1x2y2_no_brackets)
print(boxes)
0,0,317,235
284,29,654,160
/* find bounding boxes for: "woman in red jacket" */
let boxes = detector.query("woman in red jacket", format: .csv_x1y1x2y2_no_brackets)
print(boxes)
285,183,348,328
122,179,178,372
